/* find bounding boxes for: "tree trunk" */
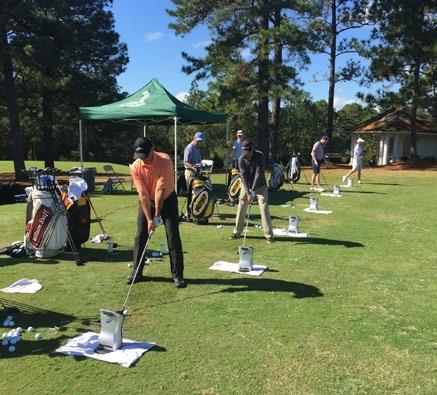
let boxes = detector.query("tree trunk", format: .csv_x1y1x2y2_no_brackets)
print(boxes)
326,0,337,142
42,87,55,168
0,8,26,180
257,6,270,160
270,6,282,163
410,60,421,160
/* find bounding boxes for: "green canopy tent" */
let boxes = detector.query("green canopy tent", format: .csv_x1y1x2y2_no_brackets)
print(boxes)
79,78,227,187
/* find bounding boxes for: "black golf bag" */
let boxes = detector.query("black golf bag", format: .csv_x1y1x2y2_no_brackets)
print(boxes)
189,173,215,224
268,163,285,191
61,191,91,248
227,168,241,204
286,155,301,183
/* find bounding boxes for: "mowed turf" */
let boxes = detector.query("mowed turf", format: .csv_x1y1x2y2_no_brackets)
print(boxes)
0,162,436,394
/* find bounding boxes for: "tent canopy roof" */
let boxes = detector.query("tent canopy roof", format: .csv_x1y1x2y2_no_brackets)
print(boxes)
79,78,227,125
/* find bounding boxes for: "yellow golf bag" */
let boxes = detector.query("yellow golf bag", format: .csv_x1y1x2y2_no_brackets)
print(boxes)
227,168,241,204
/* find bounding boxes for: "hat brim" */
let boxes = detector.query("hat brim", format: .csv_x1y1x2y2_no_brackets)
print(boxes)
134,152,147,159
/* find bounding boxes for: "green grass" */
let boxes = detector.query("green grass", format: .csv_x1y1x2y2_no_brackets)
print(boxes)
0,160,130,175
0,165,436,394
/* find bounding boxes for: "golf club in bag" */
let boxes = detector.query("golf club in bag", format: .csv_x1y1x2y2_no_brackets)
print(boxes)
97,230,155,352
24,168,82,265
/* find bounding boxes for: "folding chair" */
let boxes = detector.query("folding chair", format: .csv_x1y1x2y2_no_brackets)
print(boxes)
103,165,126,191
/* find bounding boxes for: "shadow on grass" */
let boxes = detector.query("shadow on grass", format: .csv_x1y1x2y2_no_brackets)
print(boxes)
0,299,95,359
269,190,309,205
244,235,364,248
363,182,404,186
342,190,387,195
137,276,323,299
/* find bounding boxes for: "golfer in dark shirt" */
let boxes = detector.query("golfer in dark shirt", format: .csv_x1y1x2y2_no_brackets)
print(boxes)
229,140,274,243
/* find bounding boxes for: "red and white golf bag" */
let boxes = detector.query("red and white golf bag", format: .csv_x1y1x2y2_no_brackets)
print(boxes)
24,186,68,258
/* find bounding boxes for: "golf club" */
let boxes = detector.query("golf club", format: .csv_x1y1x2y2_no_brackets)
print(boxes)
97,229,155,353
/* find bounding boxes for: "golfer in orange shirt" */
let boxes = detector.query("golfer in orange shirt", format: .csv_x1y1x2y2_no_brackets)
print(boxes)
129,137,186,288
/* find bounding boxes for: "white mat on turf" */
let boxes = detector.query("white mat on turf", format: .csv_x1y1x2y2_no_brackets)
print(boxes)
56,331,155,368
0,278,42,293
209,261,267,277
320,192,342,197
303,208,333,215
273,229,308,238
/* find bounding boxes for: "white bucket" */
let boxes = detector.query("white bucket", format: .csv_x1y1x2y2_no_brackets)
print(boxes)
347,178,353,187
309,197,318,211
333,185,341,195
98,309,124,351
238,246,254,272
288,216,299,233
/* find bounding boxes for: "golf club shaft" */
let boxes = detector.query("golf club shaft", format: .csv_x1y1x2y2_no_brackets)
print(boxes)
122,230,154,311
242,202,251,248
86,194,107,235
321,172,331,189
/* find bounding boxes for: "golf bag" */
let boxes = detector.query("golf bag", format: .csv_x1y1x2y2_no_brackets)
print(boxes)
24,175,68,258
227,168,241,204
268,163,285,191
61,182,91,249
286,155,301,183
189,173,215,224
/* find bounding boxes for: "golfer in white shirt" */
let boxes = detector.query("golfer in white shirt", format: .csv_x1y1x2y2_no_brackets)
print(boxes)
343,138,365,183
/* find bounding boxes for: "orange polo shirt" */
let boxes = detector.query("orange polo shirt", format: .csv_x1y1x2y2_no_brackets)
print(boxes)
130,151,175,201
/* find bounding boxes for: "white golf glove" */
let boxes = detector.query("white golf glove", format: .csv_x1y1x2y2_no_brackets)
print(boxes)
152,216,163,228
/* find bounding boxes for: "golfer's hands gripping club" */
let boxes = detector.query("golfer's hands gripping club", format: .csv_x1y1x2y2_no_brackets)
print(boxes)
247,191,256,205
153,216,163,228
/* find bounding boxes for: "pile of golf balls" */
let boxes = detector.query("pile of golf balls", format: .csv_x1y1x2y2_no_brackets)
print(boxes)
1,322,22,352
1,316,44,353
3,315,15,327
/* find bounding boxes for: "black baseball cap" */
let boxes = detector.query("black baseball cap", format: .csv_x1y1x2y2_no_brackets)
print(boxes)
241,140,254,151
134,137,152,159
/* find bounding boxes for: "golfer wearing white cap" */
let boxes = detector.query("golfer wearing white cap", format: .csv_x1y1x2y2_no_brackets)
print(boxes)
343,137,365,183
232,130,244,168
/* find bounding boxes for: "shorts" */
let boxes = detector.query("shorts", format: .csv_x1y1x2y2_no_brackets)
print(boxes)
312,160,321,175
352,158,363,171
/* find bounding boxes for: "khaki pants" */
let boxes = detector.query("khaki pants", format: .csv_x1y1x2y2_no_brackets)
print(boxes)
234,185,273,239
184,169,195,217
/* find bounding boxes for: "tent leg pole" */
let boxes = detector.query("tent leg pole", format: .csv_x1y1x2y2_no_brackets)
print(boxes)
79,120,84,168
144,123,147,137
174,117,178,194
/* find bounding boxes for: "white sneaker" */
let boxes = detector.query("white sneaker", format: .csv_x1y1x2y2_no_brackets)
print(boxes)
342,176,346,183
358,180,362,184
310,186,315,190
316,187,324,192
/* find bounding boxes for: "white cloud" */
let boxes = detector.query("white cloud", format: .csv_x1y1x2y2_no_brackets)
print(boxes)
333,96,363,110
193,40,212,50
176,91,189,102
145,32,163,42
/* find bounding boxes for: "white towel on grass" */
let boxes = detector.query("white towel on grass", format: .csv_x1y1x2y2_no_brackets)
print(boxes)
273,229,308,238
320,192,342,198
303,208,333,215
0,278,42,293
56,331,155,368
209,261,267,277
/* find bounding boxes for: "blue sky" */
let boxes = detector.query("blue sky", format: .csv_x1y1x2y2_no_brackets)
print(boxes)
112,0,378,109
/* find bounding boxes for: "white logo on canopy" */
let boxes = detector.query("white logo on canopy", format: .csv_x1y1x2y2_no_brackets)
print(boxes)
119,91,150,108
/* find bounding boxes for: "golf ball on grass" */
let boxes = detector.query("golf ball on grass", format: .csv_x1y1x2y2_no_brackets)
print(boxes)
35,333,43,340
122,309,128,316
27,326,34,333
